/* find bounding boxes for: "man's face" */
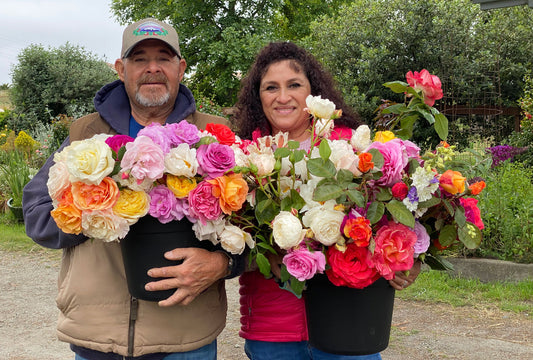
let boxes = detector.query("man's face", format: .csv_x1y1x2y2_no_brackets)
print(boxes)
116,39,186,109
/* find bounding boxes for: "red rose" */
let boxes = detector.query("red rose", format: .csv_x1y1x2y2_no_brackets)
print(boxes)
205,123,236,146
391,182,409,200
326,243,380,289
371,222,417,280
460,197,484,230
406,69,443,107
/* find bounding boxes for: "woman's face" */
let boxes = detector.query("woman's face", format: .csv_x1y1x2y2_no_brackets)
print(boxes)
259,60,312,141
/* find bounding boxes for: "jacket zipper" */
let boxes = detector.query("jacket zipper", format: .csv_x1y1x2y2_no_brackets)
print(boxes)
128,296,139,356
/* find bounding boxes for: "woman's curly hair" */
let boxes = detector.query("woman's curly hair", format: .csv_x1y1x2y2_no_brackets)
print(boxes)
233,41,362,140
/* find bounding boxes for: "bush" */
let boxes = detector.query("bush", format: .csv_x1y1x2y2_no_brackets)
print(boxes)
468,161,533,263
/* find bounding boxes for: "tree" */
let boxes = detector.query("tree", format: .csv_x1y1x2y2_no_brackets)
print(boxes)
10,43,117,127
110,0,348,106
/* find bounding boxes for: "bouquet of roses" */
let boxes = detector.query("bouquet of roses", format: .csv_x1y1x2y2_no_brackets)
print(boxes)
47,120,254,255
231,70,485,296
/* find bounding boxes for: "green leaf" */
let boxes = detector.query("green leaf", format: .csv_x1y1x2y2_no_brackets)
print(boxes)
383,81,408,93
274,147,291,158
319,139,331,160
336,169,354,184
457,222,482,249
256,252,271,277
307,158,337,178
313,184,344,202
290,149,305,163
438,225,457,247
375,187,392,201
382,103,408,115
347,188,366,207
287,140,300,149
442,199,455,216
386,200,415,228
424,253,455,271
255,241,277,254
418,196,441,209
281,189,306,211
454,206,466,228
367,148,384,169
367,201,385,224
434,113,449,140
255,198,279,224
418,108,435,124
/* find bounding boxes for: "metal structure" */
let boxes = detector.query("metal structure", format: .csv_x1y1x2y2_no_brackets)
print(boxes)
472,0,533,9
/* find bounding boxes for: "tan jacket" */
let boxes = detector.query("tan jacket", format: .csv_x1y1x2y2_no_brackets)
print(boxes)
58,111,229,356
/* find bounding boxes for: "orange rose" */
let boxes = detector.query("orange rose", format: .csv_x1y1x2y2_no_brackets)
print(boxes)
71,177,120,211
358,152,374,173
208,173,249,214
51,190,82,234
439,170,466,195
342,216,372,247
469,181,486,196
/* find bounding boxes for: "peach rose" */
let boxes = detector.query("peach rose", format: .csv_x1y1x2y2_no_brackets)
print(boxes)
51,190,82,234
71,177,120,211
208,173,249,214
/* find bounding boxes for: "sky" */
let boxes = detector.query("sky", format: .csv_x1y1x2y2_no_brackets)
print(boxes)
0,0,124,85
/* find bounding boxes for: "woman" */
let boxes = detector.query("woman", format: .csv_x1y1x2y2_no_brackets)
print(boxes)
233,42,421,360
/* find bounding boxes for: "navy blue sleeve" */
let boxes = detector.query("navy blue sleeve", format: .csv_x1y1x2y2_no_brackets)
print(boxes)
22,137,88,249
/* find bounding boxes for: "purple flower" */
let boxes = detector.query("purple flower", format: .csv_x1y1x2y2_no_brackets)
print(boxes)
166,120,201,146
138,123,172,153
486,145,528,167
413,221,430,256
148,185,181,223
196,143,236,178
283,246,326,281
407,186,419,203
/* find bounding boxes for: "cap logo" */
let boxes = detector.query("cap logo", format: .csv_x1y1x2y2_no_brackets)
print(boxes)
133,21,169,37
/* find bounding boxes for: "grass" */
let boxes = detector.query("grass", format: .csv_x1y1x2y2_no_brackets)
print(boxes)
396,269,533,315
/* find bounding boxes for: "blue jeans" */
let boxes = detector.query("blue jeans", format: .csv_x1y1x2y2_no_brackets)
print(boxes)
74,340,216,360
244,340,382,360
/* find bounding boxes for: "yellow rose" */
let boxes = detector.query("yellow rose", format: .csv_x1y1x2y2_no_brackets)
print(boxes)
113,188,150,224
166,174,197,198
373,131,396,143
439,169,466,195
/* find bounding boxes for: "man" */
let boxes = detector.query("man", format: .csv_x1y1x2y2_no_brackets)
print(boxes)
22,18,242,359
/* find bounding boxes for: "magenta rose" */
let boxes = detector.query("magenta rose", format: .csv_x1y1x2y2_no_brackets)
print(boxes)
137,122,172,153
371,222,417,280
326,243,380,289
460,197,484,230
283,246,326,281
105,134,134,154
367,139,408,186
196,143,236,178
188,180,222,225
148,185,181,224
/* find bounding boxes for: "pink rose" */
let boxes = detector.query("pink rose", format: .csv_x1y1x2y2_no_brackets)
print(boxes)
406,69,443,107
326,243,380,289
460,197,484,230
188,180,222,225
371,222,417,280
367,139,408,186
148,185,181,224
413,221,430,256
165,120,201,146
197,143,236,178
137,122,172,153
283,246,326,281
121,136,165,183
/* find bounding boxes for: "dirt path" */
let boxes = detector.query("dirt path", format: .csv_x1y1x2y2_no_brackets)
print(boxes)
1,250,531,360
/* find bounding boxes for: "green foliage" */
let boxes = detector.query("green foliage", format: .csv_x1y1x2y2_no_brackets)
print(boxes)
304,0,533,124
0,150,33,207
507,71,533,165
472,162,533,263
10,43,117,126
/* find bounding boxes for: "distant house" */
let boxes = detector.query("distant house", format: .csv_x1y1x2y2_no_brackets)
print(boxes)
472,0,533,9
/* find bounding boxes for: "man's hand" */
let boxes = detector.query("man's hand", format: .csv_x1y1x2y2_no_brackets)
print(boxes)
145,248,229,307
389,259,422,291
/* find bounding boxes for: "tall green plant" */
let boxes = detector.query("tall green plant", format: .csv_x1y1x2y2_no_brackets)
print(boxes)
0,150,32,207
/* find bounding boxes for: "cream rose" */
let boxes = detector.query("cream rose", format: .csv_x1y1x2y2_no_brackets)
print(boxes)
164,143,198,177
81,209,130,242
248,150,276,176
192,217,225,244
272,211,306,250
47,161,71,201
219,224,255,255
302,202,345,246
351,125,372,152
65,137,115,185
306,95,336,119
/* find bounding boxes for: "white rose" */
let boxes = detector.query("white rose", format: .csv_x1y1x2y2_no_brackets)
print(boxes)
299,178,321,212
219,224,255,255
232,145,249,168
114,172,154,192
302,203,345,246
66,137,115,185
192,217,225,244
280,157,308,181
47,161,71,202
164,143,198,177
315,118,335,138
272,211,306,250
81,209,130,242
351,125,372,152
306,95,336,119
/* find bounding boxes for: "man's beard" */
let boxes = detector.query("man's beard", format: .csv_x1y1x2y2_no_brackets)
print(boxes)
135,74,171,107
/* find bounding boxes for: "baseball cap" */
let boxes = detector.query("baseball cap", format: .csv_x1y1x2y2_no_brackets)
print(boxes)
121,18,181,59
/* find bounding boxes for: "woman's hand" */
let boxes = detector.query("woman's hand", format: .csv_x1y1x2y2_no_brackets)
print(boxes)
389,259,422,291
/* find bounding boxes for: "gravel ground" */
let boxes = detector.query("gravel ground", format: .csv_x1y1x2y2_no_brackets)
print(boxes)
1,249,531,360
